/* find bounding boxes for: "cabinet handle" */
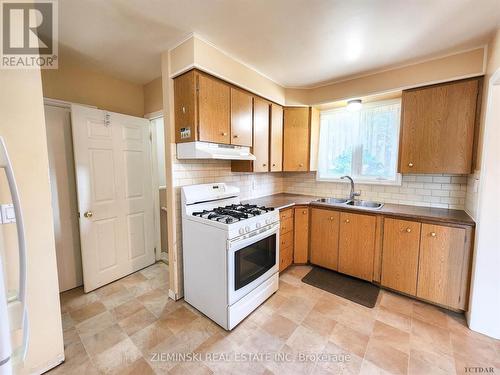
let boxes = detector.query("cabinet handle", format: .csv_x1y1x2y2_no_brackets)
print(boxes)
282,226,286,231
430,232,437,237
281,241,285,245
299,163,304,167
302,210,307,214
345,219,350,223
221,132,228,136
408,162,414,167
405,228,412,233
329,217,334,221
272,163,276,167
233,134,239,138
182,106,186,114
263,163,267,167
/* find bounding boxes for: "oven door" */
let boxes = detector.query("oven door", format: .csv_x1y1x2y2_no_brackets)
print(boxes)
227,223,279,305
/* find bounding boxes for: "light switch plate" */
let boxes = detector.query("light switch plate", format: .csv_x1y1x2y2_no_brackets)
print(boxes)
1,203,16,223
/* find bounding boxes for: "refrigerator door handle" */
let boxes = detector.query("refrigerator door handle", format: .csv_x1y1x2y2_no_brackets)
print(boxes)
0,137,29,361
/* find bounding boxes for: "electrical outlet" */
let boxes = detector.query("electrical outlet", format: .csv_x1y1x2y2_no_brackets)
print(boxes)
1,203,15,223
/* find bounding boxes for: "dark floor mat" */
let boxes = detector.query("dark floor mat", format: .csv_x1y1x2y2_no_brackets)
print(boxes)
302,267,380,308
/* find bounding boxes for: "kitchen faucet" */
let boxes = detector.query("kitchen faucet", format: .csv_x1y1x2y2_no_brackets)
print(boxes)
341,175,360,201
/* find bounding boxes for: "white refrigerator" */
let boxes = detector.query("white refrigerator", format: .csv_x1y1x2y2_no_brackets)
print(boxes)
0,137,64,374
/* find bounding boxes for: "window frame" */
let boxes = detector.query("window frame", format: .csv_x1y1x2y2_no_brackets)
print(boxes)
316,98,403,186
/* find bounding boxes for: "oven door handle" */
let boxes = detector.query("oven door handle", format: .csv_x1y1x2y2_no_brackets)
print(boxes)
227,222,279,252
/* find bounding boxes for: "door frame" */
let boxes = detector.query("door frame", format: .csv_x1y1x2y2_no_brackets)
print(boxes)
144,110,165,262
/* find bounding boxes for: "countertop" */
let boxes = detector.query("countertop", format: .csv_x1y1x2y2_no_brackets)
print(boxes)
242,193,475,226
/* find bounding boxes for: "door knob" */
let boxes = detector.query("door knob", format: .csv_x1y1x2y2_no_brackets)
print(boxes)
83,211,93,218
408,162,414,167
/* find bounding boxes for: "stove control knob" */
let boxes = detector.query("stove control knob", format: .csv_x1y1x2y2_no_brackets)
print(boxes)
265,219,271,225
239,228,245,235
256,222,262,229
245,226,250,233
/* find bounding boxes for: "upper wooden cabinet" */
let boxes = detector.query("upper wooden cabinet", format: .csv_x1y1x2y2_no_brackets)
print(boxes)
270,104,283,172
338,212,376,281
399,78,481,174
174,70,231,144
197,73,231,144
283,107,311,172
381,218,422,295
417,224,469,310
310,208,339,270
293,207,309,264
253,98,270,172
230,88,253,147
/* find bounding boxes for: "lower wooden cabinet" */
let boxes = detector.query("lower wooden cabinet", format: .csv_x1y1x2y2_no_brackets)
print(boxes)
416,224,468,309
293,207,309,263
338,212,376,281
279,208,294,272
381,218,421,295
310,208,339,270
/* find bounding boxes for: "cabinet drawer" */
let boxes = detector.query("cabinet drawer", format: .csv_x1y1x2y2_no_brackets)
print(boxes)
280,208,294,221
280,217,293,234
279,245,293,272
280,231,293,249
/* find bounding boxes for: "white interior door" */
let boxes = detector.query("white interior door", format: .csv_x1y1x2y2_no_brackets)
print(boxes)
71,104,155,292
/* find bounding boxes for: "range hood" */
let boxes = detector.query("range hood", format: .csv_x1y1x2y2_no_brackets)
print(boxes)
177,142,256,160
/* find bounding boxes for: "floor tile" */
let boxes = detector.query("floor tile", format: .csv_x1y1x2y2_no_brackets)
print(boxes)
118,307,157,336
371,320,410,354
80,323,127,356
111,298,144,321
69,300,106,323
376,305,411,332
93,337,142,374
330,323,369,358
364,337,409,375
261,312,298,340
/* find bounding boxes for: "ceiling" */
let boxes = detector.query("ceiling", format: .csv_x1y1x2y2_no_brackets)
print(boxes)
58,0,500,87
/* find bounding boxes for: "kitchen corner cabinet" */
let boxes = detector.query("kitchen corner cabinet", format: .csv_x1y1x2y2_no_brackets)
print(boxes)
283,107,311,171
293,207,309,263
310,208,339,270
270,103,283,172
174,70,231,144
399,78,481,174
338,212,376,281
381,218,421,295
230,88,253,147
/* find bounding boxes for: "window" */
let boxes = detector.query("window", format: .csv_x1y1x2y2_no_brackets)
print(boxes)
317,99,402,185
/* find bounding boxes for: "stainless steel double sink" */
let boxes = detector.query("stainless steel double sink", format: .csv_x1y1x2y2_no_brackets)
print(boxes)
315,197,384,210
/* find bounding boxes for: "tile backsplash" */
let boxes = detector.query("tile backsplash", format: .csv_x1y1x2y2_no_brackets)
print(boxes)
282,172,467,210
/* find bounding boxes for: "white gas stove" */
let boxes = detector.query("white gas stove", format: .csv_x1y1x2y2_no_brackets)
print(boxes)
181,183,279,330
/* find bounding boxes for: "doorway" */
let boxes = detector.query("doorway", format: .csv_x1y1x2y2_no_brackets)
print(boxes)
44,101,166,292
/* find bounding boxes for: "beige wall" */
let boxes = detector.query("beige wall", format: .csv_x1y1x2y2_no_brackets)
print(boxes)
41,51,145,117
144,77,163,114
0,69,64,373
466,28,500,219
286,47,485,106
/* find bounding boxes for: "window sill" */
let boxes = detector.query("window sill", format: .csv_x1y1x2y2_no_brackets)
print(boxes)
315,173,402,186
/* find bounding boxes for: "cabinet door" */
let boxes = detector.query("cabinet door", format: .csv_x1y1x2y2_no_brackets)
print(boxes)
283,107,310,171
310,209,339,270
338,212,376,281
174,70,196,143
417,224,466,309
399,79,479,174
280,245,293,272
270,104,283,172
253,98,270,172
293,207,309,264
230,88,253,146
197,73,231,144
381,218,421,295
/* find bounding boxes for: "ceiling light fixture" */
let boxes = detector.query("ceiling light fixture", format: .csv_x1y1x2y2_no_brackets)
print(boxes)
347,99,362,111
